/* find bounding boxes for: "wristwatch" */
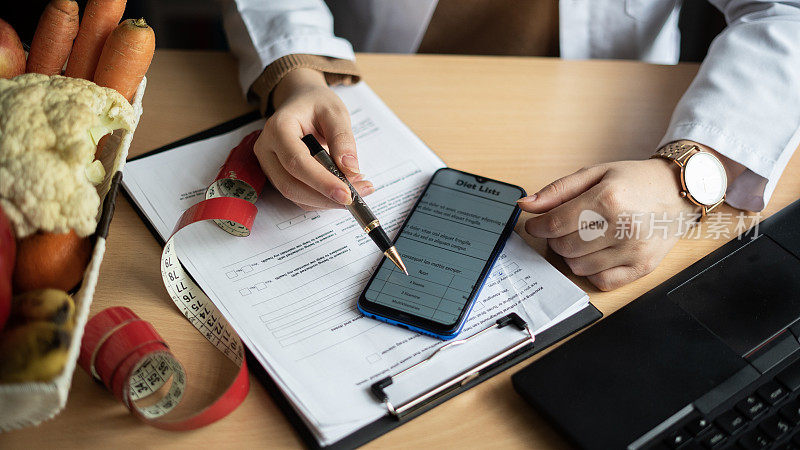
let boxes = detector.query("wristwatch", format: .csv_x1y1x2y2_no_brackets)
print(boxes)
651,141,727,217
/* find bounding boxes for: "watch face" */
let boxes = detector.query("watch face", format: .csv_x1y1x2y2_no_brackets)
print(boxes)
684,152,727,206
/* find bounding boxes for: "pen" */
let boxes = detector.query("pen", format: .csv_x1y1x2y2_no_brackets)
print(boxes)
301,134,409,276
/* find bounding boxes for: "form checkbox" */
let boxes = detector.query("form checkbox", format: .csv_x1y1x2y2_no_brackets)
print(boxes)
366,353,380,364
256,282,267,290
226,271,237,279
239,288,251,296
242,265,254,273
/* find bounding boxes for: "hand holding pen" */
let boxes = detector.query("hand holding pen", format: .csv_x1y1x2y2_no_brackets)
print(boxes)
302,135,409,275
252,69,374,210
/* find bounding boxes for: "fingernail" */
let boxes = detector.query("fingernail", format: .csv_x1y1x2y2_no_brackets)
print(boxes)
350,173,365,182
518,194,537,204
332,188,352,205
362,186,376,196
341,155,359,173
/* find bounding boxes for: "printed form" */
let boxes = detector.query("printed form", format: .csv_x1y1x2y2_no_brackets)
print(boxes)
123,83,589,445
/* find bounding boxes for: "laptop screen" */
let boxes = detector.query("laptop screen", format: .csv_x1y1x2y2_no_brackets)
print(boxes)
669,235,800,356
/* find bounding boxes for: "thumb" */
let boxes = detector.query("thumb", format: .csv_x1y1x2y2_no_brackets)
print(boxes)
518,165,606,213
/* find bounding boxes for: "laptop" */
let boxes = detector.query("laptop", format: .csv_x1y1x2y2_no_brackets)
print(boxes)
512,198,800,449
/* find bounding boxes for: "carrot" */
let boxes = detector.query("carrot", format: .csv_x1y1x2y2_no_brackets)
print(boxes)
65,0,127,80
95,134,109,158
94,18,154,101
26,0,80,75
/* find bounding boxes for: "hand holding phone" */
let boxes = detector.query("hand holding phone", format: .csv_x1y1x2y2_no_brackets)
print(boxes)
358,168,525,339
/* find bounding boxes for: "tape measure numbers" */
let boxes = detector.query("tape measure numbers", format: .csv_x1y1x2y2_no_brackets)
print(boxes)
80,130,266,429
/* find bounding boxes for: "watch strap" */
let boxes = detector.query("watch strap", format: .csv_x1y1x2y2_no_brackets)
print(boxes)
652,141,698,164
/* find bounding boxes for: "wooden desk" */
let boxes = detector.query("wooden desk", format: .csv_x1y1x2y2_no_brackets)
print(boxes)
2,50,798,449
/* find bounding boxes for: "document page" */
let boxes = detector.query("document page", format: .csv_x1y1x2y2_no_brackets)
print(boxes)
123,83,589,445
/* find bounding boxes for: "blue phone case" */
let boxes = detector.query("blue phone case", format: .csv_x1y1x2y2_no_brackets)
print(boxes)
357,205,520,340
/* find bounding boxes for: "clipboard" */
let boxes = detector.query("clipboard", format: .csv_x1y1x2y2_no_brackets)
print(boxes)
122,112,603,449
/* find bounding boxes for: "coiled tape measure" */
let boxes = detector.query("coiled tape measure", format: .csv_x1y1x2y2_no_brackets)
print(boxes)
79,131,265,429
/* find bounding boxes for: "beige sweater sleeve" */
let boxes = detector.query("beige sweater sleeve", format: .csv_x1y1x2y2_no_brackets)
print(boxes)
249,54,361,115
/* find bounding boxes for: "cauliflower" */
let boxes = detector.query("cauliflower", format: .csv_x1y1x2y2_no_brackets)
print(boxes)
0,73,135,238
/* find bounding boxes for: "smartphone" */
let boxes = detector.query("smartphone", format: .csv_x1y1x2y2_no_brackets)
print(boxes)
358,168,526,339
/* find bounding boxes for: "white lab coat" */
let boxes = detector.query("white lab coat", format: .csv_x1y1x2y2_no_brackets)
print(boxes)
223,0,800,211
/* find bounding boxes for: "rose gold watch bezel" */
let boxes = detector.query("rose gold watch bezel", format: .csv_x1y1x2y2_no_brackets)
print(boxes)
659,145,726,217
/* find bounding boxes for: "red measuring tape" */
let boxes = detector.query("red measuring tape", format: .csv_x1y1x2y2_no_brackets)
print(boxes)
80,130,266,429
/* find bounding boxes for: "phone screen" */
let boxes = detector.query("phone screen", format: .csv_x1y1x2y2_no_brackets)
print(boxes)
361,169,523,330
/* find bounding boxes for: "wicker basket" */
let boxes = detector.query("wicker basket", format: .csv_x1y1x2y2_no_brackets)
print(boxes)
0,77,146,432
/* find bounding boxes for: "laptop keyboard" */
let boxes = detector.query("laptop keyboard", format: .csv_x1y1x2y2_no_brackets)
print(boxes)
650,357,800,449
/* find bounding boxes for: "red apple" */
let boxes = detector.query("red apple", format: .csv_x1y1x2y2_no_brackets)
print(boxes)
0,272,9,331
0,18,25,79
0,205,15,330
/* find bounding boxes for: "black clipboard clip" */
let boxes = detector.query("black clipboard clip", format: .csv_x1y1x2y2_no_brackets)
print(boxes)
370,313,534,420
